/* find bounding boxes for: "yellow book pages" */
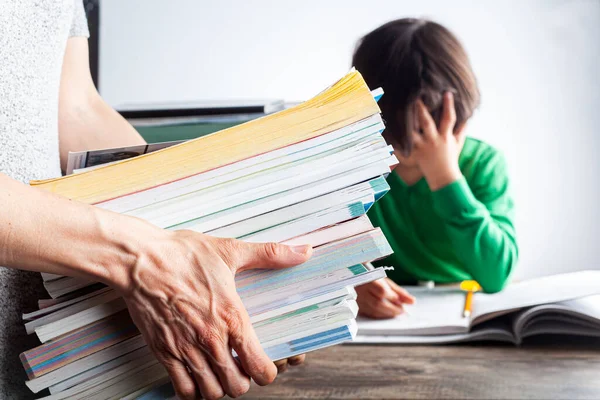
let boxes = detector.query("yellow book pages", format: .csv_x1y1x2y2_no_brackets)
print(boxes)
31,70,380,204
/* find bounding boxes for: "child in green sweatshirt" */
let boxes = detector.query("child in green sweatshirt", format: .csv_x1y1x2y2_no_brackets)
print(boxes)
353,18,518,319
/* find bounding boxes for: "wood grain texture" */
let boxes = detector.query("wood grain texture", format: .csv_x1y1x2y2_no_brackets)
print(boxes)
233,338,600,399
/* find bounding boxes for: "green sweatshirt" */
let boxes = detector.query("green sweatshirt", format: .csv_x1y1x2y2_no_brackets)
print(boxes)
368,138,518,293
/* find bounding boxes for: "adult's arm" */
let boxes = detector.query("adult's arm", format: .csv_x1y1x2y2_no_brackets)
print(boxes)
58,37,146,173
0,174,311,399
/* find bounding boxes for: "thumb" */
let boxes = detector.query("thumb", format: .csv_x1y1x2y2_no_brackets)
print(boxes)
226,240,312,273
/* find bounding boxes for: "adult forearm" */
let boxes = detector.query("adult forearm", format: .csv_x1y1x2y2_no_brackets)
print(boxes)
58,37,146,172
58,95,146,172
0,173,154,289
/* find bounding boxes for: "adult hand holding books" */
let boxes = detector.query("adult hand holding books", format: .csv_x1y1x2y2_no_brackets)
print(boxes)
119,229,312,400
0,172,312,400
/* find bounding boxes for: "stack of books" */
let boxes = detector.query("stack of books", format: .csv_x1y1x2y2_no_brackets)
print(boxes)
20,70,396,398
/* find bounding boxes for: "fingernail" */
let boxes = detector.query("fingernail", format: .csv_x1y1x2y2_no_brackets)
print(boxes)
290,244,310,255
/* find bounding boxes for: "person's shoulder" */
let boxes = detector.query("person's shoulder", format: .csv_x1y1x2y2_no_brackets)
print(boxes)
460,137,509,183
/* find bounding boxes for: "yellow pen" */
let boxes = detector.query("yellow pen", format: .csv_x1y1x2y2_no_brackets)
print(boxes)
463,291,474,318
460,280,481,318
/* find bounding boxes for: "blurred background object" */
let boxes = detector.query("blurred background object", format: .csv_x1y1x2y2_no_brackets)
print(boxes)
83,0,99,88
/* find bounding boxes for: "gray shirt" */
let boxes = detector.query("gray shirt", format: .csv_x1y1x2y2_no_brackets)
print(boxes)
0,0,89,396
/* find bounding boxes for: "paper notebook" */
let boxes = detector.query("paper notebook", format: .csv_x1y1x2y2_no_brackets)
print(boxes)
355,270,600,344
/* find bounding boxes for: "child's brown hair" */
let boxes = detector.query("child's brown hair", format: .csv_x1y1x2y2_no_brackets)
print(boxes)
353,18,480,154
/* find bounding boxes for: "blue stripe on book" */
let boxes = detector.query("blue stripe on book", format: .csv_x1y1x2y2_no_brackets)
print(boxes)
292,331,352,353
348,264,368,275
370,178,390,201
288,325,349,346
348,201,367,218
264,325,353,360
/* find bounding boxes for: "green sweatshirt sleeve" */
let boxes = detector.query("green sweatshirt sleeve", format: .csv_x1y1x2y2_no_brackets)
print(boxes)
430,152,518,293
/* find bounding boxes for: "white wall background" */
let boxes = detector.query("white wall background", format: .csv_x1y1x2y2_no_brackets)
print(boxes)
99,0,600,280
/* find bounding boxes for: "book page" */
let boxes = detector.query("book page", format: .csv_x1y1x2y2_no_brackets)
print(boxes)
354,318,516,345
353,328,515,344
473,270,600,324
357,288,471,336
559,293,600,319
512,297,600,343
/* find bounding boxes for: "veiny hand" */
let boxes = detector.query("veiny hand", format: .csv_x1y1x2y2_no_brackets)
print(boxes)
274,354,306,374
412,92,467,191
118,229,312,400
356,278,416,319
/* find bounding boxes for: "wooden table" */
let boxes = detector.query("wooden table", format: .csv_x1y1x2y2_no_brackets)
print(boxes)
238,338,600,399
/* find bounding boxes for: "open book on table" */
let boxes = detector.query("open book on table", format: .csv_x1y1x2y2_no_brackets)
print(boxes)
355,270,600,345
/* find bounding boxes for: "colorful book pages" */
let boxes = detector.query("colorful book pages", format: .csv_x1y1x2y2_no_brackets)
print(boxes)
21,311,136,379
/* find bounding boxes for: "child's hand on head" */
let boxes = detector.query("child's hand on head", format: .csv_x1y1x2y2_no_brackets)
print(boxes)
412,92,467,191
356,278,416,319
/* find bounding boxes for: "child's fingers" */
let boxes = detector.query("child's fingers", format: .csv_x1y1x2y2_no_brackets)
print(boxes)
378,298,404,318
357,288,380,310
415,100,438,142
357,290,403,319
411,130,424,149
362,303,400,319
369,279,414,307
438,91,457,137
388,295,405,307
387,279,416,305
454,122,468,145
366,279,389,299
389,291,415,307
399,292,416,305
368,279,401,302
357,298,379,318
